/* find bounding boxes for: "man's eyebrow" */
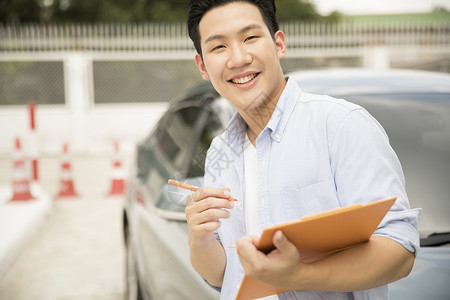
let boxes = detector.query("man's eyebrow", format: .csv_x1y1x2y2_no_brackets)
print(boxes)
238,24,263,35
204,34,225,44
203,24,264,44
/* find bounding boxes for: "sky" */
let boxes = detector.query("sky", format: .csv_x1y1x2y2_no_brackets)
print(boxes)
310,0,450,15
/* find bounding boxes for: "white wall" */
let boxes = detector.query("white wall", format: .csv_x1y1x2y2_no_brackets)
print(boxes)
0,52,170,158
0,103,167,158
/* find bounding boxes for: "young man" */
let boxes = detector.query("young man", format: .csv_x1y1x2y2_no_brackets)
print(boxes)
185,1,420,299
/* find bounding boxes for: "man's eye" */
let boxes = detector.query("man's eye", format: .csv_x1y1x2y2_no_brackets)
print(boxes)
212,45,225,52
245,36,259,42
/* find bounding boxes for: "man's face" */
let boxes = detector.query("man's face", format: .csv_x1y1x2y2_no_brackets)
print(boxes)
195,2,286,112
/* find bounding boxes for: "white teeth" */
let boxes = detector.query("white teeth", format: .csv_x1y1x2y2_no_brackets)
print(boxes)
231,73,257,84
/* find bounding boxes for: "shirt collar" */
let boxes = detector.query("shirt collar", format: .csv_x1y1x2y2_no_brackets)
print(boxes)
224,112,247,149
266,76,301,143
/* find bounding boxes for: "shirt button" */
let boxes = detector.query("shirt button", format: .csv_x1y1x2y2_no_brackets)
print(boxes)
274,133,280,140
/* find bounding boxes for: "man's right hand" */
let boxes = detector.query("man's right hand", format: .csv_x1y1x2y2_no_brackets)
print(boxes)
185,187,234,287
185,187,234,249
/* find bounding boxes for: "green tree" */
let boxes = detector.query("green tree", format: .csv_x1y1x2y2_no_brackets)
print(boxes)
276,0,319,22
50,0,102,23
146,0,188,22
1,0,329,24
0,0,41,24
325,10,343,23
45,0,188,23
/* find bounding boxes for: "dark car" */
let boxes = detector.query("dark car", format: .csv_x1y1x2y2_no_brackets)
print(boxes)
123,69,450,300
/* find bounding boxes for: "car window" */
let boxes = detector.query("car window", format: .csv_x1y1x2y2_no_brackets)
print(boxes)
188,108,225,178
151,99,213,212
156,105,203,172
151,97,232,214
148,94,234,214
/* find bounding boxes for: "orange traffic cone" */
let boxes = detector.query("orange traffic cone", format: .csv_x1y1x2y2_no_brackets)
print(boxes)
107,141,126,196
9,137,35,202
55,143,79,199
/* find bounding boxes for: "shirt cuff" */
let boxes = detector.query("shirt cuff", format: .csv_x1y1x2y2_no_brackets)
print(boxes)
373,208,422,254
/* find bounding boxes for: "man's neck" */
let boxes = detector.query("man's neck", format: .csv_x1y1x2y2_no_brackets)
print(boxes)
240,77,287,146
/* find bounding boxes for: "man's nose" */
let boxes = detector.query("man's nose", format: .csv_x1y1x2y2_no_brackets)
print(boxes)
226,44,252,69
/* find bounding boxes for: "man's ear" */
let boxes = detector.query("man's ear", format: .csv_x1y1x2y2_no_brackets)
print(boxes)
195,53,210,81
274,30,286,60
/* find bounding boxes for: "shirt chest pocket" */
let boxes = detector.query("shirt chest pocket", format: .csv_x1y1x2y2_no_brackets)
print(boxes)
281,179,340,222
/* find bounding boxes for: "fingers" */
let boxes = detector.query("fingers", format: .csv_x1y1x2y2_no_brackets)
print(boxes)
186,187,234,215
188,206,231,226
271,231,297,256
185,186,234,246
236,235,268,279
236,232,297,259
235,235,262,264
236,235,259,249
236,231,303,285
189,187,232,204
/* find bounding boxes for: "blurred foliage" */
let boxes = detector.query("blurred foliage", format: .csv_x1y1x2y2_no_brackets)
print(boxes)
341,8,450,25
0,0,339,24
0,0,42,23
276,0,318,22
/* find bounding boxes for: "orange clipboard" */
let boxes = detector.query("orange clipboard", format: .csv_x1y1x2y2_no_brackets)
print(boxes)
235,197,396,300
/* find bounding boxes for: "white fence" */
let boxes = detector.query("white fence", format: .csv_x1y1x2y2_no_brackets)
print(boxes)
1,21,449,53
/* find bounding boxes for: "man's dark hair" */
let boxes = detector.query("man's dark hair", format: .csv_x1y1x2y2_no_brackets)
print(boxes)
188,0,279,56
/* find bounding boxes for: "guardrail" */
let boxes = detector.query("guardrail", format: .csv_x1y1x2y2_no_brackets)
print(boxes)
1,21,449,53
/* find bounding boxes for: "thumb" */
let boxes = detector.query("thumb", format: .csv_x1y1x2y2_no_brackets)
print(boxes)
272,230,296,254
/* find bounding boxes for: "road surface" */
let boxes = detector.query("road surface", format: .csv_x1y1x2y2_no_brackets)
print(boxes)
0,156,126,300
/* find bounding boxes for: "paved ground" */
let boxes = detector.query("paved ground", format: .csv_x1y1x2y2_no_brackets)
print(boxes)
0,156,128,299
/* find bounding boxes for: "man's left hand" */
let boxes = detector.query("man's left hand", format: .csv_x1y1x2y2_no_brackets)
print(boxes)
236,230,304,290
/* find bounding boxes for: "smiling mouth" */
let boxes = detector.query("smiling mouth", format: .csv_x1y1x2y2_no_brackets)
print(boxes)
230,73,260,84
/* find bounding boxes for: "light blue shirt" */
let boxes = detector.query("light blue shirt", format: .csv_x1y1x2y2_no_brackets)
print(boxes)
203,78,421,300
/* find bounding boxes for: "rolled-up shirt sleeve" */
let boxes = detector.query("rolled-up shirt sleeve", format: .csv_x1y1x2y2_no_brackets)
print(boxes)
329,107,421,254
375,209,421,253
